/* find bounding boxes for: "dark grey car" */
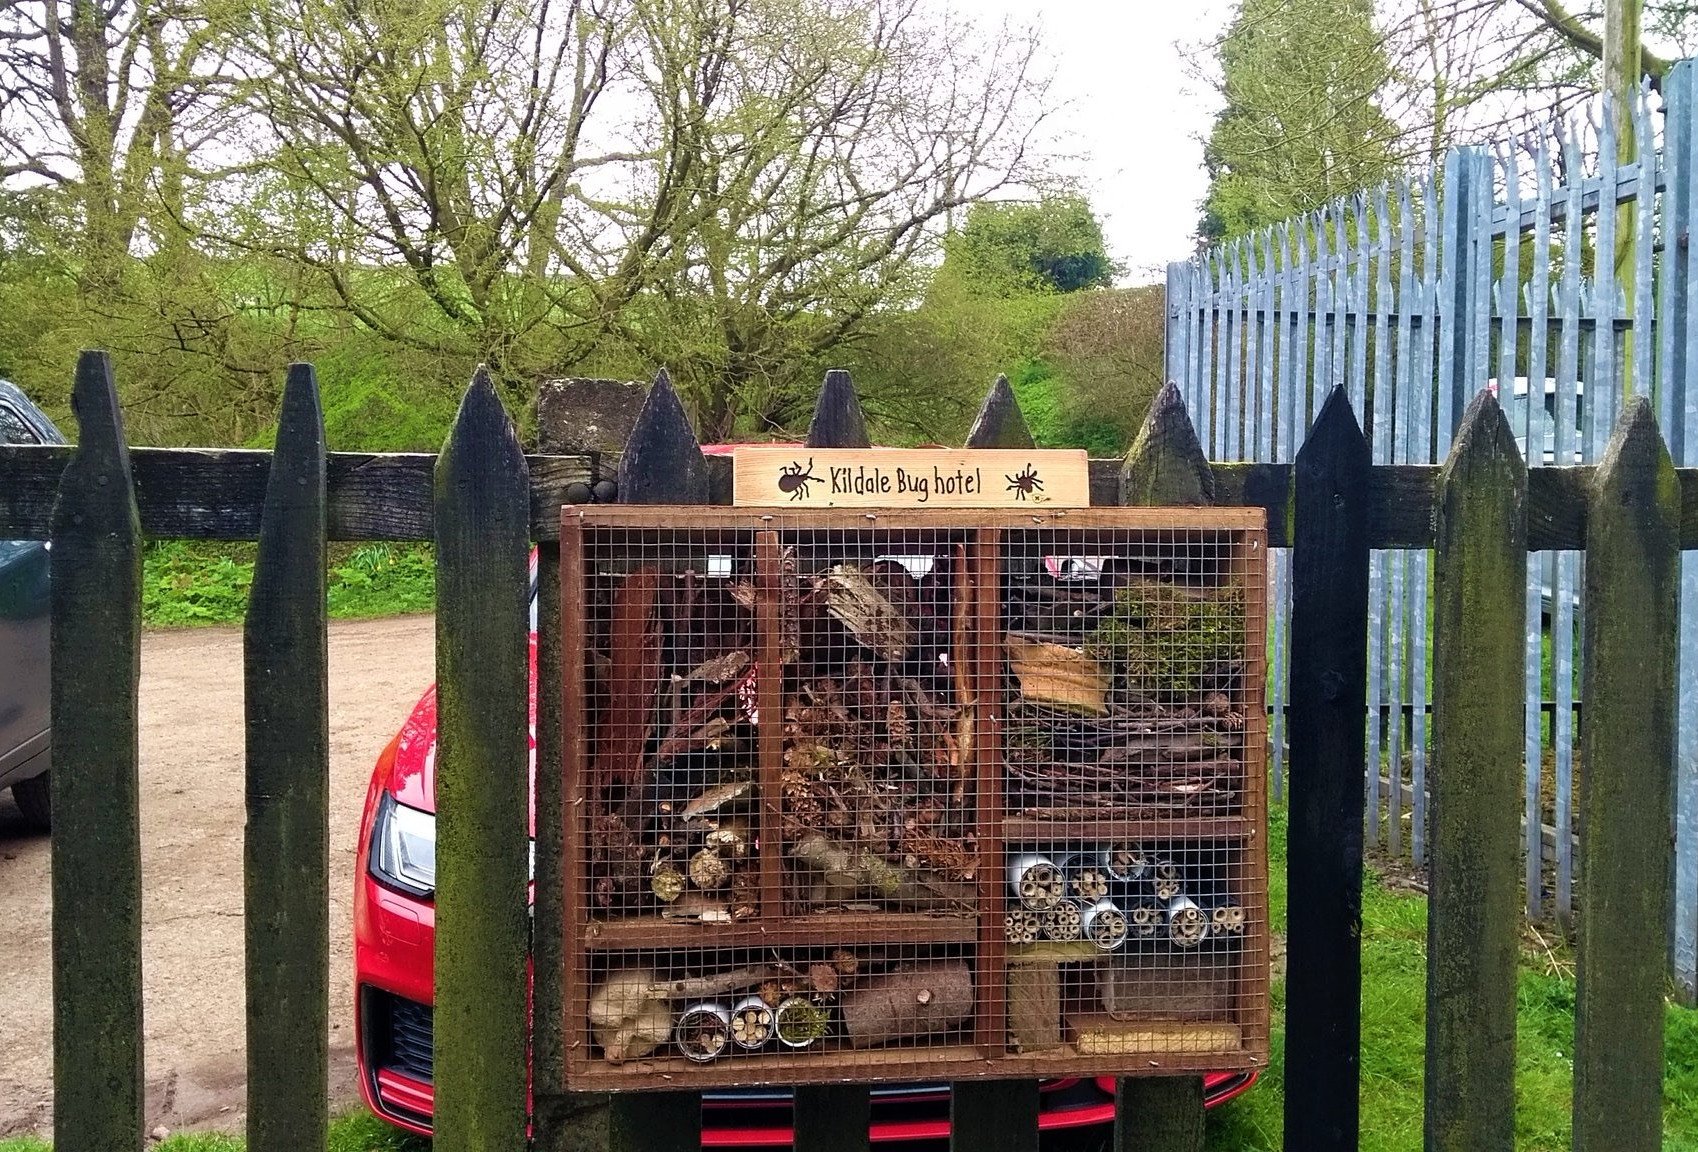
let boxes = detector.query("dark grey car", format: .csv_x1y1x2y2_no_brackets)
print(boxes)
0,381,60,830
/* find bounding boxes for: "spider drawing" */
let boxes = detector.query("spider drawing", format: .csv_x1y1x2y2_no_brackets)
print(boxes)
777,458,819,500
1005,463,1044,501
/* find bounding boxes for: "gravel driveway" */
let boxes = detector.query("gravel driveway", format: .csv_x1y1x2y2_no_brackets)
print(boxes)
0,615,436,1137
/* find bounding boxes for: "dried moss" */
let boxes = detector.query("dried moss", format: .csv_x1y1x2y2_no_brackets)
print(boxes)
1085,578,1245,700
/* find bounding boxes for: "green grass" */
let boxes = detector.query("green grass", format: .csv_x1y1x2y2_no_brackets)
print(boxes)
142,541,436,627
0,1112,429,1152
1202,804,1698,1152
7,803,1697,1151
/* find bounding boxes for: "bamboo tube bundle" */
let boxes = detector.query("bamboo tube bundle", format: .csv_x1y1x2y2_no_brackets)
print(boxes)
1040,900,1083,941
1211,904,1246,936
1128,901,1163,940
1067,855,1112,901
1167,895,1210,949
1008,854,1066,911
675,1003,732,1062
1152,861,1184,901
1081,898,1129,951
1005,908,1041,944
730,996,775,1049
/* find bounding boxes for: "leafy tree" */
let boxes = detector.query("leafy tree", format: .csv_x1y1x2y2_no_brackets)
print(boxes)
941,195,1114,296
1199,0,1399,242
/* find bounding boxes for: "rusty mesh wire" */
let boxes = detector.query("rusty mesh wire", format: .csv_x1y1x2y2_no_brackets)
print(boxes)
563,509,1267,1089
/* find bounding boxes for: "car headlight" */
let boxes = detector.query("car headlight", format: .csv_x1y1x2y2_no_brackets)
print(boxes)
368,792,537,901
370,792,437,898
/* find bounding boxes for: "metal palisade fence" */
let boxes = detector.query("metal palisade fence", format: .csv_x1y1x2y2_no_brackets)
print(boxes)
1166,59,1698,995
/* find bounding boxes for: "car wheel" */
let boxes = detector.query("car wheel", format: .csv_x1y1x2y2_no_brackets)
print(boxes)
11,772,49,832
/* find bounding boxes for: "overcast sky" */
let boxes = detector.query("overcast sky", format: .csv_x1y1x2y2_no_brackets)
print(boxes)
971,0,1235,283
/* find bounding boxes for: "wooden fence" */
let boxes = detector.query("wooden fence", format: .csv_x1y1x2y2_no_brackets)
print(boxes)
1166,57,1698,989
2,351,1695,1150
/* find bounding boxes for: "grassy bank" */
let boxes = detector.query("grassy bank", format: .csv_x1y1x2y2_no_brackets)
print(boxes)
6,804,1696,1151
143,541,435,627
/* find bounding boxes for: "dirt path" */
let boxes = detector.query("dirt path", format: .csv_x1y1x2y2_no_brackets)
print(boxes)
0,615,435,1138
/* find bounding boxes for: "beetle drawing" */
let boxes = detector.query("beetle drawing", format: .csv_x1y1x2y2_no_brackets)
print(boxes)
777,458,819,500
1005,464,1044,501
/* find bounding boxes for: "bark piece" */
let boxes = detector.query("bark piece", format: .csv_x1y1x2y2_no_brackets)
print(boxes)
817,566,911,662
1004,635,1108,713
841,962,974,1048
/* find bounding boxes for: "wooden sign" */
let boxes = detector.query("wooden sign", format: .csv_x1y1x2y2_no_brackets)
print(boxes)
731,447,1090,508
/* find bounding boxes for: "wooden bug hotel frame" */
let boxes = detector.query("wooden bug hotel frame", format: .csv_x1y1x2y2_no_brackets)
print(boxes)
561,503,1269,1090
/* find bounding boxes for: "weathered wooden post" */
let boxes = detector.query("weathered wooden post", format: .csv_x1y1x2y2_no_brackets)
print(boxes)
433,370,532,1152
1574,397,1680,1152
1110,381,1212,1152
606,369,710,1152
50,350,144,1152
1427,389,1525,1150
1283,385,1370,1152
949,373,1040,1152
244,364,330,1152
792,367,878,1152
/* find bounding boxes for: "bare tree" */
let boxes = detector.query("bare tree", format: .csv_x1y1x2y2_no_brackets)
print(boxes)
223,0,1057,427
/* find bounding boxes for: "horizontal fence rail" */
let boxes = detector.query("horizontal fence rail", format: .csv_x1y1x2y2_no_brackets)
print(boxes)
4,445,1697,549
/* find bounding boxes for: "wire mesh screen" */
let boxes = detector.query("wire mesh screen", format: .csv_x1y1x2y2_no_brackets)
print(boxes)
562,507,1267,1089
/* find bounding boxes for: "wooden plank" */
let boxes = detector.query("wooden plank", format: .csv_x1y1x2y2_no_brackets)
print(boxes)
1574,399,1680,1152
951,1080,1040,1152
731,446,1089,508
0,444,590,539
432,370,532,1152
1110,378,1211,1152
1427,391,1525,1151
755,531,786,917
1114,1077,1206,1152
243,364,329,1152
582,912,977,950
957,380,1038,1144
1284,386,1371,1152
49,351,144,1152
795,1085,875,1152
603,367,708,1150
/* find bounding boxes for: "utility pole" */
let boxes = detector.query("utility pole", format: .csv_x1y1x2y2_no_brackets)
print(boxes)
1606,0,1641,402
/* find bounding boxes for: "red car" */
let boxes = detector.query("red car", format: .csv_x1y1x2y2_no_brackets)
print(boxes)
353,558,1257,1144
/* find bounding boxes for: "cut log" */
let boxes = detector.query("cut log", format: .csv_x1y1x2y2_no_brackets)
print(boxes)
841,962,974,1048
1004,635,1108,714
1008,962,1062,1052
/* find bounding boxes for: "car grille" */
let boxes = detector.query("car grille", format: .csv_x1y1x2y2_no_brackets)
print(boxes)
367,988,434,1083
